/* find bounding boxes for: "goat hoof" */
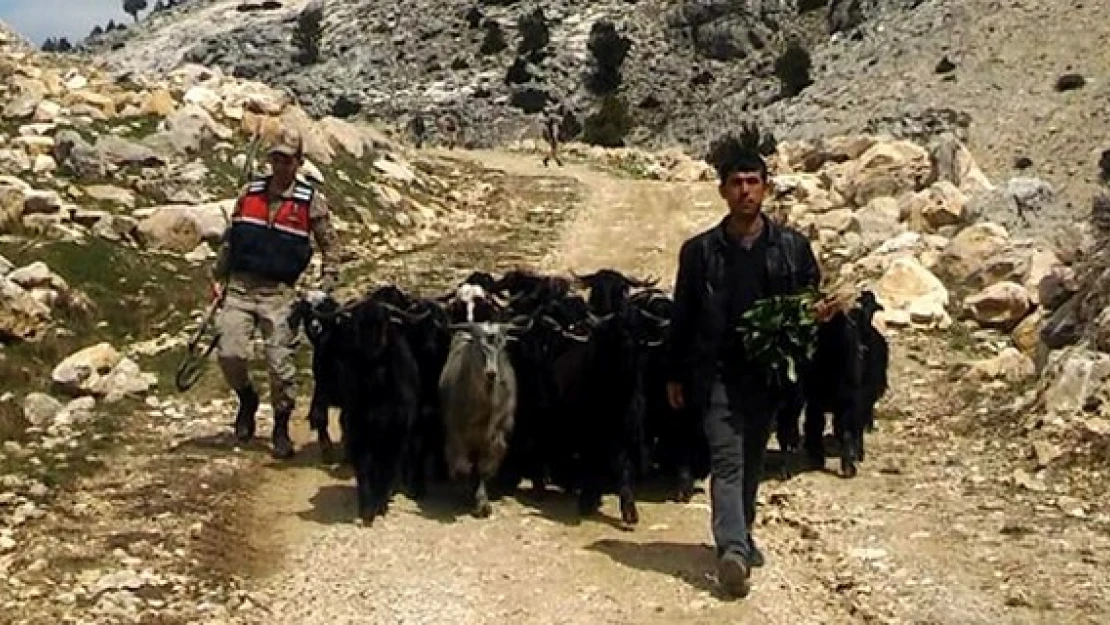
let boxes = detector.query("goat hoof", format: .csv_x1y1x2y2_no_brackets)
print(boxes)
840,460,858,479
473,502,493,518
621,505,640,526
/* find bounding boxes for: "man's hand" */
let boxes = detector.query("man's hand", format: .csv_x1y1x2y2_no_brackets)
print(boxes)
210,281,223,302
813,297,838,323
666,381,685,411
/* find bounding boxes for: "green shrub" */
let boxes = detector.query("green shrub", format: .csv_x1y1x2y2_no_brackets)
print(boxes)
774,42,814,98
582,95,633,147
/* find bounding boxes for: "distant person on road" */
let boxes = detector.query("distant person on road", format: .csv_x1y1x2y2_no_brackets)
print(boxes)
210,126,340,460
663,132,824,599
410,112,427,148
541,105,563,167
438,111,462,149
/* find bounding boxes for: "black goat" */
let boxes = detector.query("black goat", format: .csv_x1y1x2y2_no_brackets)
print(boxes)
795,290,888,478
332,297,425,523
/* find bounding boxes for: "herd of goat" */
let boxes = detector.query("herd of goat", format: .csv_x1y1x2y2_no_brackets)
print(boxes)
288,268,889,524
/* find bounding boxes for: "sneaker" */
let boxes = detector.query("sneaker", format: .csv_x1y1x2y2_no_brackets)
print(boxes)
717,553,751,598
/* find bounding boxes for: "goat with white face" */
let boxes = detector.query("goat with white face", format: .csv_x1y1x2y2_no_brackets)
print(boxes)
438,319,526,517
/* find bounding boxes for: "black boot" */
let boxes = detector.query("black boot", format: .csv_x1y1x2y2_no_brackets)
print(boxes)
271,409,295,460
234,386,258,443
747,535,765,568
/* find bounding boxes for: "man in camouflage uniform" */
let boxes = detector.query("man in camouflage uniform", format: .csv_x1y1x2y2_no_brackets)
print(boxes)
211,126,340,459
541,104,563,167
438,111,461,149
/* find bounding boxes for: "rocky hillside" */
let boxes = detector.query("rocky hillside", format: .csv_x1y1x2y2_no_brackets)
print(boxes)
87,0,1109,212
86,0,914,143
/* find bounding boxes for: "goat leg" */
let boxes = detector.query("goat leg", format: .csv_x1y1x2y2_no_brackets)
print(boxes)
472,463,492,518
354,449,376,524
308,394,334,464
802,404,826,470
617,451,639,526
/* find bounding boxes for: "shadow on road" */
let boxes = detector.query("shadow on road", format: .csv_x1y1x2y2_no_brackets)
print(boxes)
585,538,723,596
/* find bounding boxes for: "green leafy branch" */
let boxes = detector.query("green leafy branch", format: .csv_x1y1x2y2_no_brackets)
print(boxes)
733,290,819,388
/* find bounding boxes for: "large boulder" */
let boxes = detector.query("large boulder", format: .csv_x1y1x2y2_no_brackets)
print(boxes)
964,347,1035,383
0,181,26,233
22,392,62,428
901,180,968,232
963,281,1033,329
0,277,52,341
926,132,994,196
146,104,235,155
51,342,123,396
935,222,1011,286
854,197,904,251
1040,348,1110,418
1024,249,1064,306
843,140,931,207
135,201,231,252
874,256,951,328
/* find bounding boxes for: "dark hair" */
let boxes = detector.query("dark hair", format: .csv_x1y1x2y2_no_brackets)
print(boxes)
705,122,777,184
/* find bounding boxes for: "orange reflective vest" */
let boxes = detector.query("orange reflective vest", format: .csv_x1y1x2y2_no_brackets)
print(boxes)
228,177,315,285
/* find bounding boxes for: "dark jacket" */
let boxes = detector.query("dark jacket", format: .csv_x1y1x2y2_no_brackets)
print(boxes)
666,213,821,411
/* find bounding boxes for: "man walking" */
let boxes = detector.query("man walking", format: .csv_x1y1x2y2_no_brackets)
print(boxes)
664,133,822,598
541,105,563,167
211,126,340,459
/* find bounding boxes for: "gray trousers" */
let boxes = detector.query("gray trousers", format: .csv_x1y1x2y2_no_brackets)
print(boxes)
703,376,776,560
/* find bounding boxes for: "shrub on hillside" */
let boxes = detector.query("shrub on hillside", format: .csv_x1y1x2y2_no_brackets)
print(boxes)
480,20,507,55
517,8,550,58
582,95,633,148
586,20,632,95
774,42,813,97
123,0,148,22
294,2,324,65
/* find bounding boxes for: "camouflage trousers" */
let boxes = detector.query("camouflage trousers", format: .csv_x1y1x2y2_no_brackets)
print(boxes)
215,276,298,415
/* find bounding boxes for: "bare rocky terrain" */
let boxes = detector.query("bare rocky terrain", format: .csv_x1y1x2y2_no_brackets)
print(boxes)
1,5,1109,624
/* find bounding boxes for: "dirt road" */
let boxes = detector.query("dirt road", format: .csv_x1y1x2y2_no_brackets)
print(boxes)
240,150,1109,625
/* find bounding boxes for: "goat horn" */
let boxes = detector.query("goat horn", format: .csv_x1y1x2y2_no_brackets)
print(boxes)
379,302,431,323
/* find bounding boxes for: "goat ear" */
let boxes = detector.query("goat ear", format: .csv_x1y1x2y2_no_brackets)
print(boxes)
571,271,596,286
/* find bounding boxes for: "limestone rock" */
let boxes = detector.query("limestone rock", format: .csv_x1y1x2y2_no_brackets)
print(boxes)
846,140,931,207
7,262,68,291
875,257,950,328
22,392,62,428
0,182,25,232
1038,266,1078,311
854,197,904,251
965,347,1035,382
936,222,1011,285
32,100,62,123
1041,348,1110,417
141,89,176,116
1012,310,1044,356
904,180,968,231
0,277,52,340
927,132,994,196
815,208,857,234
135,202,231,252
51,342,124,396
964,281,1032,329
1024,249,1063,305
84,185,136,209
31,154,56,174
88,357,158,403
